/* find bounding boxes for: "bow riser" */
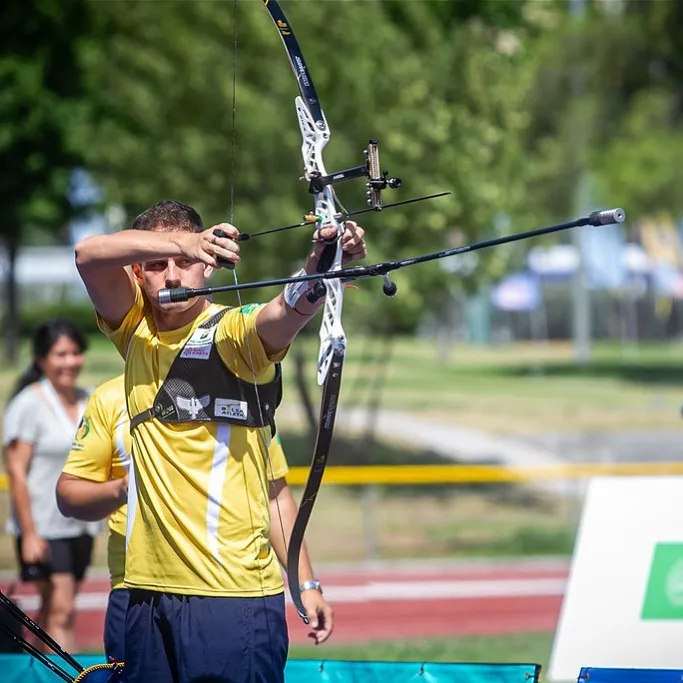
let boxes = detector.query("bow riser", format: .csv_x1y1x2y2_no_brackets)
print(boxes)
295,95,347,385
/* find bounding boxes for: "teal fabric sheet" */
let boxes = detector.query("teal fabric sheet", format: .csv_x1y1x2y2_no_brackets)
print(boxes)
0,654,540,682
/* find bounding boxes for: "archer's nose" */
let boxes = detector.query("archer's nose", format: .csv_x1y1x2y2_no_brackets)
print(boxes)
165,262,182,288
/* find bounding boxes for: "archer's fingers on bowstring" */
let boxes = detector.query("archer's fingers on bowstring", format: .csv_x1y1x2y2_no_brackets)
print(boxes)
201,224,241,268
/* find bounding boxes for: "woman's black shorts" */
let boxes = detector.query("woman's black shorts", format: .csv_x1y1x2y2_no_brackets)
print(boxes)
15,534,94,582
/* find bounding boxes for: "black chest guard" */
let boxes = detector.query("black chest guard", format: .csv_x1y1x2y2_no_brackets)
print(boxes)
130,308,282,435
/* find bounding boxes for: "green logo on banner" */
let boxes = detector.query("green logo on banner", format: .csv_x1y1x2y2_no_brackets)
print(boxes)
642,542,683,620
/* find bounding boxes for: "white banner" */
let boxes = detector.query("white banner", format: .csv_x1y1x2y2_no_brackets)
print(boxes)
549,476,683,681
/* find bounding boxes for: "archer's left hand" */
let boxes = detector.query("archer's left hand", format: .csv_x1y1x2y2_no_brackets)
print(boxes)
300,589,334,644
313,220,366,265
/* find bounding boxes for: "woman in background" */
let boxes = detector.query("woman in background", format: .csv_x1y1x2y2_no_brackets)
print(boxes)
3,318,95,652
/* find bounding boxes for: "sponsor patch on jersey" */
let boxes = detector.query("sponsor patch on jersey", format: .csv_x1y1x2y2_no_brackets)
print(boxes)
214,398,248,421
179,325,218,361
75,415,91,440
177,394,210,419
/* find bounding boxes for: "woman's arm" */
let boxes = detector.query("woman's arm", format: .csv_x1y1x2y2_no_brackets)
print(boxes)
5,439,47,563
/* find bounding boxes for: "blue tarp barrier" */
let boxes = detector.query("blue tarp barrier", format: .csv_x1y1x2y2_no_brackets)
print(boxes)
0,654,541,682
578,668,683,683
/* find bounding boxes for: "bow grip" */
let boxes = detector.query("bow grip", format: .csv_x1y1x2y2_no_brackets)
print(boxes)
212,229,235,270
304,241,337,304
316,241,337,274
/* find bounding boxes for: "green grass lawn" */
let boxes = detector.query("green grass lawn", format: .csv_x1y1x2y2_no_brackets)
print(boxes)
78,633,555,676
0,482,579,567
0,335,674,564
2,335,681,435
335,337,683,434
288,632,555,670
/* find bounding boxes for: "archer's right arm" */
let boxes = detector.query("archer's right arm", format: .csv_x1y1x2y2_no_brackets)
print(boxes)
74,225,240,328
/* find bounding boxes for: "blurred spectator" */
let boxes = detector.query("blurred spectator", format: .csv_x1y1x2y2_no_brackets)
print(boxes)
3,318,96,652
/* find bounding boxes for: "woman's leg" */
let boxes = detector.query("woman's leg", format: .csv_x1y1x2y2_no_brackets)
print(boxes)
33,578,53,652
45,572,77,652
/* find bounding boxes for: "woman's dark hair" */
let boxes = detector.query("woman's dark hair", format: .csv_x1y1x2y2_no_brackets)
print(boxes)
11,318,89,399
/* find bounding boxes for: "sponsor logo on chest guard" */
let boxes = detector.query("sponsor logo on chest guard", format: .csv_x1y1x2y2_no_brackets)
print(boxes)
215,398,249,421
179,325,218,361
177,394,210,419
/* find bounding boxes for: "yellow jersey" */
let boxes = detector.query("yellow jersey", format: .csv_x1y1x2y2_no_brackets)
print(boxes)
63,375,130,589
98,285,289,596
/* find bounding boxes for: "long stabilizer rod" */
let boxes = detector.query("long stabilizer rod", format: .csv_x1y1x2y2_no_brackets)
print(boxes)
159,208,626,304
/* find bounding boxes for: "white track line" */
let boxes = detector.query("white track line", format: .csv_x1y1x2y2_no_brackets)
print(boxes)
11,577,566,612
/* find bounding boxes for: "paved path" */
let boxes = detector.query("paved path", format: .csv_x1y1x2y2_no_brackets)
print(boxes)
280,405,567,468
282,405,683,469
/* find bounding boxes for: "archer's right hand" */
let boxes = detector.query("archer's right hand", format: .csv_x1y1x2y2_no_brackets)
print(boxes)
189,224,241,269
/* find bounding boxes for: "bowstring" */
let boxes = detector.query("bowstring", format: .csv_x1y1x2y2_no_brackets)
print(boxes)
228,0,289,587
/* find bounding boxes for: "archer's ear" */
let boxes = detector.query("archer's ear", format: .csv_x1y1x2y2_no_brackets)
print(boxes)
131,263,143,285
203,263,214,279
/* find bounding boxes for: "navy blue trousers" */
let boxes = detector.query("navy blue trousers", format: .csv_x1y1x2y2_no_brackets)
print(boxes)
104,588,128,663
124,590,288,683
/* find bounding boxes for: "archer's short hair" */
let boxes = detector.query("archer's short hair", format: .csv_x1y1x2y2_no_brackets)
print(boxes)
132,200,204,233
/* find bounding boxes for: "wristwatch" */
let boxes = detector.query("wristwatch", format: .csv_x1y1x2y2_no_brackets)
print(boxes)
298,579,323,594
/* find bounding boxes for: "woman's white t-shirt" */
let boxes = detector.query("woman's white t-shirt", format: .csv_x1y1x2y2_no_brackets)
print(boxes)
3,379,99,539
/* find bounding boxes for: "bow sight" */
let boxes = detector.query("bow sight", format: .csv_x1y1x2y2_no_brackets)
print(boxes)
306,140,402,209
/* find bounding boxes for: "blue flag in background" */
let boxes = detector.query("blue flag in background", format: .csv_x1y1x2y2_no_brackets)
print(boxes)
490,272,541,312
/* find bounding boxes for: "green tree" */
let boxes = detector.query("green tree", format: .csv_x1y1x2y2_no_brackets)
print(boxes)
518,0,683,222
0,0,93,361
76,0,539,334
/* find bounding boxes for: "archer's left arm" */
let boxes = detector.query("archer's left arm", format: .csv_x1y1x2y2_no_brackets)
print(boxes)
256,221,366,357
269,478,334,644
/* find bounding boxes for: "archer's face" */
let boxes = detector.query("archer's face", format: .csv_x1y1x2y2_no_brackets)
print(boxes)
133,254,212,315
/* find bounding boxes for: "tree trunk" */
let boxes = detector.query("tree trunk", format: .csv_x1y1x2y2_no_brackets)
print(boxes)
4,234,20,365
293,348,317,440
362,330,394,455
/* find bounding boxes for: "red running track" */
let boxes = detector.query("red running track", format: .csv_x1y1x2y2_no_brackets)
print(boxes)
1,559,568,651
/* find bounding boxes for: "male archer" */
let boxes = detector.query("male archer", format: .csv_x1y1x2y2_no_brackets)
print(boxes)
74,200,366,683
56,373,329,665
